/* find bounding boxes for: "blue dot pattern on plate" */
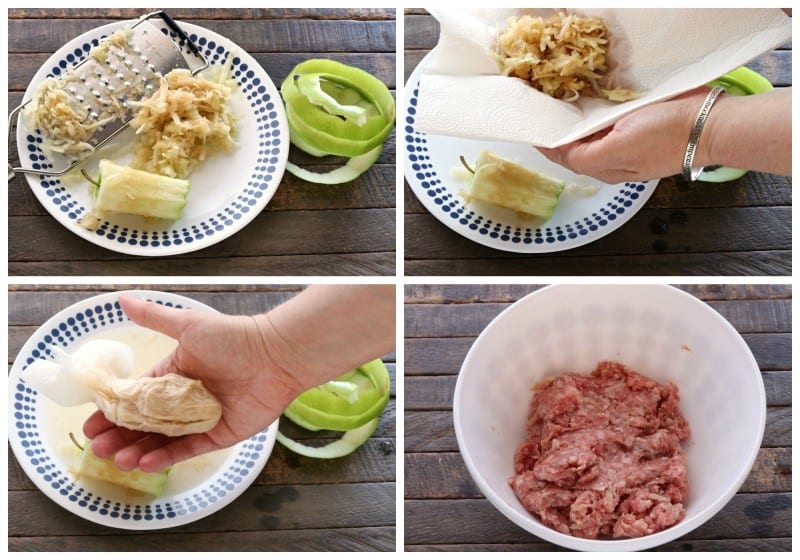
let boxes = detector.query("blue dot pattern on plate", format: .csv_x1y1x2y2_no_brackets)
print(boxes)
14,298,272,523
27,26,283,249
406,83,648,245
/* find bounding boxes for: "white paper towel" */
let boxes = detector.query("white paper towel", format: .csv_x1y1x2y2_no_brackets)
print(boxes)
414,8,791,148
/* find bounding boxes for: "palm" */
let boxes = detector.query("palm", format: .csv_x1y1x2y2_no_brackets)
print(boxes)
84,298,301,472
538,87,710,183
160,314,294,446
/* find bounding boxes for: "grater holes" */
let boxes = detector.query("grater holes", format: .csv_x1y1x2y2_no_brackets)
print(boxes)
32,21,198,164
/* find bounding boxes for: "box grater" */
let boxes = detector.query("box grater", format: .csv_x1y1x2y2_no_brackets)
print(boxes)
8,11,208,179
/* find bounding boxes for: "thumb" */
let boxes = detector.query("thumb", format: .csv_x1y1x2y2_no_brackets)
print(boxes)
118,293,193,341
536,146,564,165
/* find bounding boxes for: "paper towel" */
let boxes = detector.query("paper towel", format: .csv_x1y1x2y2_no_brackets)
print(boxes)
414,8,791,148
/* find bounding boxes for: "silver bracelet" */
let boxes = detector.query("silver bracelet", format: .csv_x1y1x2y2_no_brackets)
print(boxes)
682,86,725,182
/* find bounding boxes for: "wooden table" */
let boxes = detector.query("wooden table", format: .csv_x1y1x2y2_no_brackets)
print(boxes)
404,10,792,275
8,285,396,552
8,9,396,275
404,284,791,551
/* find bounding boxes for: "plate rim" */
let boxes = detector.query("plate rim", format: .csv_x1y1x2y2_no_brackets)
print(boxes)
403,51,659,254
15,18,289,257
8,289,278,530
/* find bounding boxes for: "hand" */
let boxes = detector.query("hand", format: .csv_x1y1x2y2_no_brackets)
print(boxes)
83,293,304,472
84,285,396,472
538,87,711,183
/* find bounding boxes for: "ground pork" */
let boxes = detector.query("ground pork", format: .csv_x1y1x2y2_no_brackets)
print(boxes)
510,361,690,539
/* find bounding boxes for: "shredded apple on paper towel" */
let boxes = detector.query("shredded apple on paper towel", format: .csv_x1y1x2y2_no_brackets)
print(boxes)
494,12,638,102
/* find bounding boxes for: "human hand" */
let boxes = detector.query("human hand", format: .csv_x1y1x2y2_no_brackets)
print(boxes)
538,87,712,183
83,293,303,472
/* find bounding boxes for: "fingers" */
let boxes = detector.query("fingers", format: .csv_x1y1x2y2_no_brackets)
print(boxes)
118,293,192,341
537,146,565,166
83,408,219,471
109,433,219,472
538,131,635,183
112,433,172,471
84,411,151,459
83,409,117,440
538,140,597,176
137,435,220,472
91,428,211,472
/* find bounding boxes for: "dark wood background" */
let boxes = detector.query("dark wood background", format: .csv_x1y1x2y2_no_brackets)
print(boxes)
404,284,791,551
8,9,396,276
404,9,792,275
8,284,396,552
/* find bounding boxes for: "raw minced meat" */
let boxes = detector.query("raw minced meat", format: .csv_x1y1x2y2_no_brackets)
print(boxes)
510,361,690,539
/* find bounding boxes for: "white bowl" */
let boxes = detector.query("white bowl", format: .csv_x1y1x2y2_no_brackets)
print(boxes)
9,290,278,529
453,284,765,552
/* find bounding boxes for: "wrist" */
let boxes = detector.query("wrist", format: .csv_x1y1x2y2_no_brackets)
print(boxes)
250,314,312,402
681,87,726,180
250,285,395,399
692,90,729,170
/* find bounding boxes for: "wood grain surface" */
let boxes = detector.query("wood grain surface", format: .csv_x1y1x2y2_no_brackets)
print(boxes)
403,284,791,552
403,10,792,276
8,8,397,276
8,285,396,552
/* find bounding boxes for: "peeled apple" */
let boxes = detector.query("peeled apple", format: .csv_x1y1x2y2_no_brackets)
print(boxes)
463,150,565,219
280,59,395,184
90,159,190,220
71,436,171,496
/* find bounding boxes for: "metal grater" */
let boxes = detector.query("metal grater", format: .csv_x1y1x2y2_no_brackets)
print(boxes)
8,11,208,179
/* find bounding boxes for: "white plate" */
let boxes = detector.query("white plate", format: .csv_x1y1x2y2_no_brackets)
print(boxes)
15,19,289,256
8,290,278,530
404,54,659,253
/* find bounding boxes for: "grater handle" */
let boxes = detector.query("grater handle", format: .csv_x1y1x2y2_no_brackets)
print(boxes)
157,11,202,58
8,101,29,181
8,99,96,179
142,10,209,75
